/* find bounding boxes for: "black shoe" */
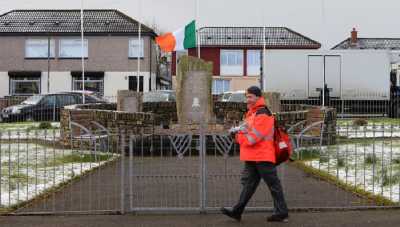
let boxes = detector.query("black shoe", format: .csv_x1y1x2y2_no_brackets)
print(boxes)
220,207,241,222
267,213,289,222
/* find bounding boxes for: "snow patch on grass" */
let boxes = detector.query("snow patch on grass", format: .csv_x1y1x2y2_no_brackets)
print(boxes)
299,141,400,202
0,143,118,208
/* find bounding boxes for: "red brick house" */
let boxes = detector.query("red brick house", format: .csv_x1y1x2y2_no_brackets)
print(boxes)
172,27,321,94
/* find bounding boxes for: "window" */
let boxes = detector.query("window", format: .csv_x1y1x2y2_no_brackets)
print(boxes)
56,94,77,107
72,76,104,96
247,50,261,76
129,38,144,58
75,95,101,104
25,39,55,58
40,95,56,107
129,76,144,92
59,38,88,58
221,50,243,65
220,50,243,76
10,76,41,95
212,79,230,94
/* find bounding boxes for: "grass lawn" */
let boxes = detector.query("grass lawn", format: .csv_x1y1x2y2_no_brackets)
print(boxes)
0,122,60,131
296,140,400,203
338,118,400,126
0,142,118,208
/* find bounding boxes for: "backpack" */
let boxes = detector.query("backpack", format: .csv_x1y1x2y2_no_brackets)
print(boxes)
255,106,293,165
273,124,293,165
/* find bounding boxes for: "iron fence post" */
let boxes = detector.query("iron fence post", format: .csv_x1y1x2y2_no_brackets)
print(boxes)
120,133,125,214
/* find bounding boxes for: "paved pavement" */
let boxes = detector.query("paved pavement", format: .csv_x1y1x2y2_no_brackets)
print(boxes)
1,210,400,227
16,157,374,213
3,154,396,227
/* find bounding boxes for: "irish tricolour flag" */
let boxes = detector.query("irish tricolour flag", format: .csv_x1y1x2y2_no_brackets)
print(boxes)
156,20,196,52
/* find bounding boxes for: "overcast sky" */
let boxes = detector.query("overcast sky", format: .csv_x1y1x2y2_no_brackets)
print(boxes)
1,0,400,48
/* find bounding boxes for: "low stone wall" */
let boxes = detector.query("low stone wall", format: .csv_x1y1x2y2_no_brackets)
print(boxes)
69,103,117,111
214,102,247,125
275,110,309,127
61,101,336,146
307,106,337,145
281,104,313,112
143,102,177,127
60,103,154,146
278,106,337,145
263,92,281,113
143,101,247,126
143,101,334,128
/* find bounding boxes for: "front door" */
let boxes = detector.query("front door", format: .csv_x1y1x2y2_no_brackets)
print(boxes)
129,76,144,92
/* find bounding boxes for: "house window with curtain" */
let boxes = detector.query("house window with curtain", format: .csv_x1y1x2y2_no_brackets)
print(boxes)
9,73,41,96
25,39,55,58
247,50,261,76
71,72,104,96
220,50,243,76
59,38,88,58
129,38,144,58
212,79,230,94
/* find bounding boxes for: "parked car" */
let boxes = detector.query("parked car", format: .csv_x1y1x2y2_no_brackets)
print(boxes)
219,92,232,102
0,92,106,122
143,90,176,103
218,91,246,103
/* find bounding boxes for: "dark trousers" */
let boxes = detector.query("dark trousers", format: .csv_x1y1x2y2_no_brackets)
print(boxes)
232,161,288,215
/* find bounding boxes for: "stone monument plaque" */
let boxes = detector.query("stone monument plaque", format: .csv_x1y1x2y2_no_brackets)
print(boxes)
176,56,214,125
117,90,143,113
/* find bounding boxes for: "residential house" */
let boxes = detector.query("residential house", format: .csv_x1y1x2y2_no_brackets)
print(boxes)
332,28,400,86
332,28,400,52
0,9,165,98
171,27,321,94
332,28,400,69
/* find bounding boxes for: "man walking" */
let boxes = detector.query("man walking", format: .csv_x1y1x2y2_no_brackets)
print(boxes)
221,86,289,222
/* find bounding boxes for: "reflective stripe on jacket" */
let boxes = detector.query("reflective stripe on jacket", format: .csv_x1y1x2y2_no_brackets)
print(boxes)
235,97,276,163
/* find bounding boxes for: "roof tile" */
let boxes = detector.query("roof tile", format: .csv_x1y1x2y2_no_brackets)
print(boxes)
332,38,400,50
198,27,320,48
0,9,155,35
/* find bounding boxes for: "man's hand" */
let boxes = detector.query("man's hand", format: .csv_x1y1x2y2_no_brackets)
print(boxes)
229,123,247,137
229,126,241,134
229,126,240,137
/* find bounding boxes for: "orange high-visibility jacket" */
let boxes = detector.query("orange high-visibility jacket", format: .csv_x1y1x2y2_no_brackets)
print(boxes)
235,97,276,163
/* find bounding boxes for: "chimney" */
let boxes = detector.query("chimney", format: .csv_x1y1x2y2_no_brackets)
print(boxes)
350,28,358,46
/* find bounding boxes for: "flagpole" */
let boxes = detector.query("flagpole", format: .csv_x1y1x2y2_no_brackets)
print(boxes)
137,0,142,92
47,34,51,93
196,0,200,58
261,26,266,91
321,0,326,106
80,0,85,103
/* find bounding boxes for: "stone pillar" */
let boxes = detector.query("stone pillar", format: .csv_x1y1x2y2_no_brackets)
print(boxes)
176,56,214,125
117,90,143,113
306,106,337,145
263,92,281,113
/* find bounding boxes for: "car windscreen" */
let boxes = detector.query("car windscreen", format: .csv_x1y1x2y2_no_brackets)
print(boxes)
143,92,175,102
220,93,232,101
229,93,246,102
21,95,44,105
